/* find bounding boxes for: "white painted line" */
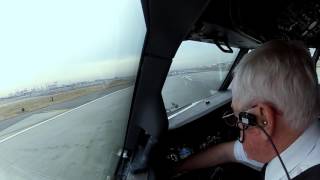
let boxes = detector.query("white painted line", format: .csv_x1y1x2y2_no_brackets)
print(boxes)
183,75,192,81
168,101,201,120
0,86,132,144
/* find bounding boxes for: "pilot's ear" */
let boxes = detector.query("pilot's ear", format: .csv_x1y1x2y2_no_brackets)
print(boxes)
256,103,276,140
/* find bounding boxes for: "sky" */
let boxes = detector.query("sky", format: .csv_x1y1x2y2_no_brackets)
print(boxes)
0,0,240,97
171,41,239,70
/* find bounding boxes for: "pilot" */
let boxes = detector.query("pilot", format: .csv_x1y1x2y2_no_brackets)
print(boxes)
177,40,320,180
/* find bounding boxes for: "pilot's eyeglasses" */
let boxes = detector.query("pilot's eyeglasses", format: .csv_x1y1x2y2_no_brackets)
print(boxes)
222,110,258,143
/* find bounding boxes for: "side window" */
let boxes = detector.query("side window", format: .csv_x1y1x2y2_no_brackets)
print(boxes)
310,48,316,57
315,57,320,83
311,48,320,83
162,41,239,115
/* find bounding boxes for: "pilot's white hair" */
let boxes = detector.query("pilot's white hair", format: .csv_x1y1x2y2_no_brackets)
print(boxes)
232,40,319,130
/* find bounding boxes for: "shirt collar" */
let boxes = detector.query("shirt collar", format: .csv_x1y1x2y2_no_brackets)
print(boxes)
265,120,320,180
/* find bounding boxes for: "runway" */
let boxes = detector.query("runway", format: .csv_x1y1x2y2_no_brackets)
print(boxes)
0,87,133,180
0,70,227,180
162,70,228,113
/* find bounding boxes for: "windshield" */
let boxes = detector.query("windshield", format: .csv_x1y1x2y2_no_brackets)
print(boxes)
0,0,146,179
162,41,239,115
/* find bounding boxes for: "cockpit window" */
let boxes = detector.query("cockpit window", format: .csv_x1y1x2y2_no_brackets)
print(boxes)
0,0,146,179
310,48,316,57
315,57,320,83
311,48,320,83
162,41,239,115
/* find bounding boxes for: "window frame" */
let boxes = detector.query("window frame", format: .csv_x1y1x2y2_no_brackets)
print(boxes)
313,48,320,65
218,48,249,91
117,0,212,177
